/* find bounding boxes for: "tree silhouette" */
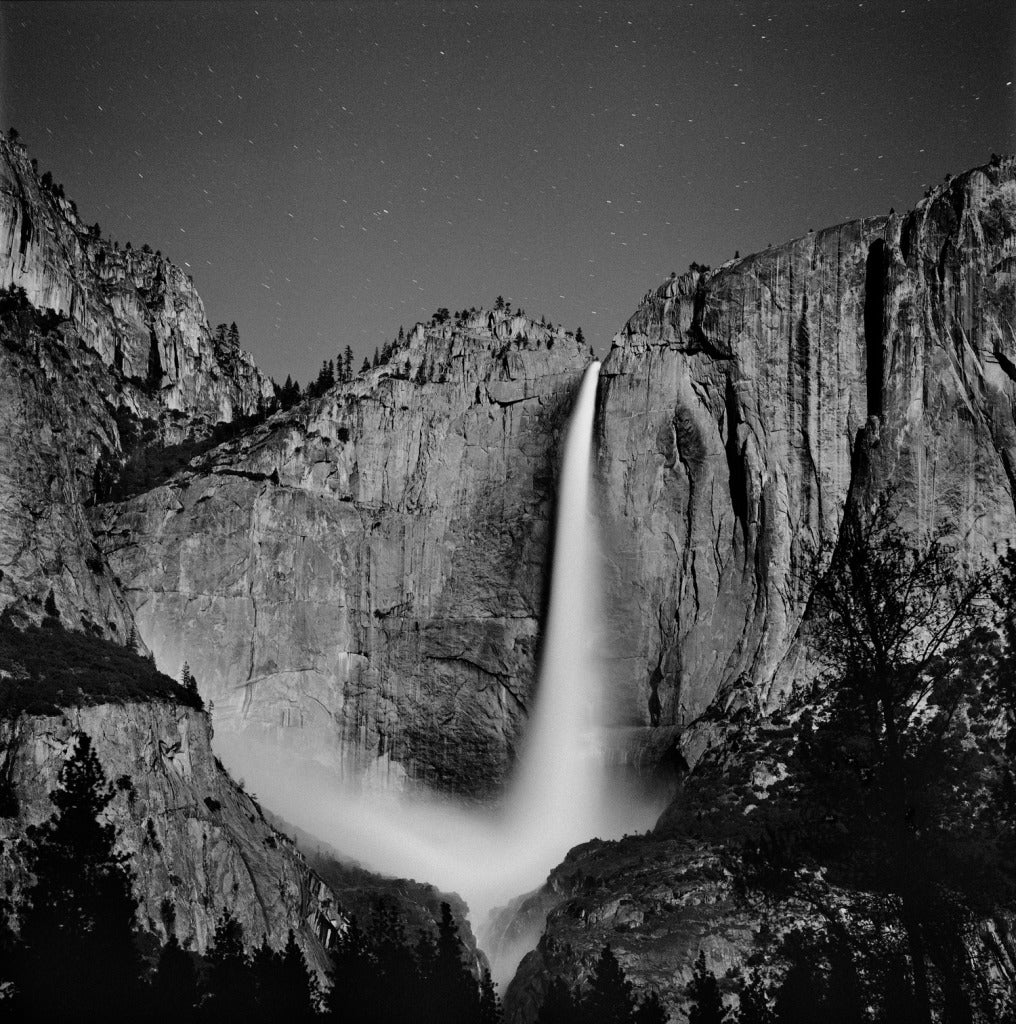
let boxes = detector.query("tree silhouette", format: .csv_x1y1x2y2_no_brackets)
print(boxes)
734,969,774,1024
150,928,200,1023
740,493,1016,1023
633,990,668,1024
326,914,375,1023
581,945,637,1024
536,976,580,1024
249,930,319,1023
201,909,256,1023
686,950,729,1024
10,731,142,1022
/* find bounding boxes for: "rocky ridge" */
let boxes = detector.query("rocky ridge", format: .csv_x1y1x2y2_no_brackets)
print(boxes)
0,699,341,971
0,137,341,974
500,156,1016,1021
597,155,1016,764
95,311,593,796
0,137,273,430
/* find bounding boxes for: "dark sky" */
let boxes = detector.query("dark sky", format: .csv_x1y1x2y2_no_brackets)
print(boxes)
2,1,1014,385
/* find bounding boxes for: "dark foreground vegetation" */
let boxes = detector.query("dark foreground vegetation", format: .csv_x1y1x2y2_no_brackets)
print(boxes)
0,617,202,717
669,492,1016,1023
0,724,670,1023
2,483,1014,1023
0,731,504,1023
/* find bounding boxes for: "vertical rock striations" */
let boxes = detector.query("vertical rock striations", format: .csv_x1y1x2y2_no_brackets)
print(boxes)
0,137,273,429
0,701,340,971
96,313,593,797
597,157,1016,762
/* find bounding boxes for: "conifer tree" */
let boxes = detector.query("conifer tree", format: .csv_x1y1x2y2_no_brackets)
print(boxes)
202,909,256,1023
343,345,354,379
248,931,317,1024
150,931,200,1023
11,732,142,1021
686,951,728,1024
432,901,479,1024
478,967,501,1024
326,914,376,1024
535,976,579,1024
633,990,667,1024
581,945,637,1024
735,970,774,1024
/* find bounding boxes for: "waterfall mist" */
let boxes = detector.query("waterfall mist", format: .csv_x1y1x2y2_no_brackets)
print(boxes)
214,360,667,985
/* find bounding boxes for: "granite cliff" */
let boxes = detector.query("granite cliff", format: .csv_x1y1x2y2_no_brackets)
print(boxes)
597,155,1016,764
95,313,592,797
3,124,1016,1017
0,137,273,640
501,156,1016,1020
0,137,335,970
0,696,341,971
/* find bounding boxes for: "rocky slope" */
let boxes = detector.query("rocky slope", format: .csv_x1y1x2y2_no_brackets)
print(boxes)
0,137,272,429
498,156,1016,1021
0,136,274,640
0,696,341,971
95,313,592,797
597,155,1016,762
0,138,339,974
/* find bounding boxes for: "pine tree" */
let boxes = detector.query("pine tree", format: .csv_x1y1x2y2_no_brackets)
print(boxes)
343,345,354,380
432,901,478,1024
202,909,256,1023
575,326,585,346
360,357,371,374
326,914,376,1024
535,976,579,1024
249,932,317,1024
770,935,820,1024
735,970,774,1024
150,932,200,1023
478,967,502,1024
228,322,240,347
581,945,637,1024
633,990,668,1024
11,732,142,1021
686,951,728,1024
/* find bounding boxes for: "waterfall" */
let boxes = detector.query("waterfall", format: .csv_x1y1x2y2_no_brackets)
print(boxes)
506,359,605,849
213,358,662,986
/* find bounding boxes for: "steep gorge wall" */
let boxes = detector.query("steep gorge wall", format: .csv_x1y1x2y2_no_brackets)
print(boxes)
0,701,339,971
96,316,592,797
597,157,1016,762
0,138,273,430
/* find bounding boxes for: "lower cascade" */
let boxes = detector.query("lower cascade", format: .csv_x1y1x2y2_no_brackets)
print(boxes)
215,359,663,985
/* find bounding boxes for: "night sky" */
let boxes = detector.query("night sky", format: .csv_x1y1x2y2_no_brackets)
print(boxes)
2,1,1014,385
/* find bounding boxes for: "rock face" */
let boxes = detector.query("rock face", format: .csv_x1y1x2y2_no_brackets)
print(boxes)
0,138,337,974
96,314,593,797
0,138,273,429
0,701,339,970
0,136,274,640
501,836,751,1024
94,158,1016,806
597,157,1016,758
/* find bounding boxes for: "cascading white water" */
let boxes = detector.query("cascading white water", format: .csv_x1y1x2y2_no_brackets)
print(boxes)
505,360,606,850
214,358,663,986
